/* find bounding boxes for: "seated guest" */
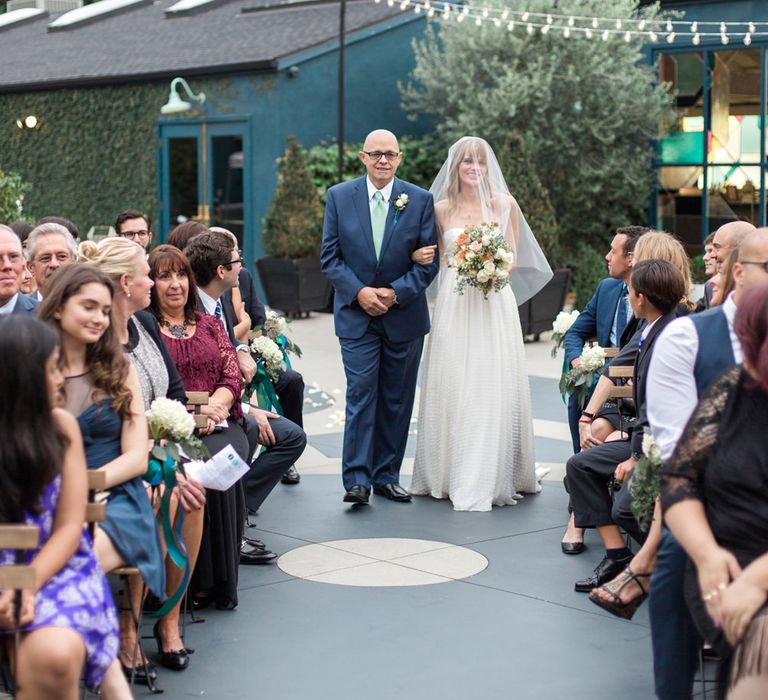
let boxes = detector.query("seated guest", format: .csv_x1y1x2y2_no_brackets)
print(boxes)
80,237,204,674
114,210,153,252
182,234,307,563
25,222,78,300
38,264,166,680
563,231,691,554
661,284,768,699
209,226,306,486
0,225,37,316
8,222,36,295
645,229,768,700
0,315,131,699
147,245,250,608
567,260,688,592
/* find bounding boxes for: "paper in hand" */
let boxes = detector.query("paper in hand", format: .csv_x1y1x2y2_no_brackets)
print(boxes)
184,444,249,491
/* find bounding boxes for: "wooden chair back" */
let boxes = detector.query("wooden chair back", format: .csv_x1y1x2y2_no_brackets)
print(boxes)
186,391,210,430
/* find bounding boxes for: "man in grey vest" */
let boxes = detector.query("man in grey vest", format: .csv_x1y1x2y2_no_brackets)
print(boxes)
646,227,768,699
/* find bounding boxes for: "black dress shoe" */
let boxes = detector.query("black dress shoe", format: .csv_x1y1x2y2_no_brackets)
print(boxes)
561,541,585,555
574,554,633,592
243,535,266,549
121,661,158,685
153,621,189,671
343,485,370,504
239,539,278,565
373,483,412,502
281,465,301,485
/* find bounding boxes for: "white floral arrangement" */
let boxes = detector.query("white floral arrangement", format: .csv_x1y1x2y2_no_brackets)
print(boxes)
262,309,302,359
249,335,285,382
146,397,195,442
394,193,409,212
631,431,663,531
559,344,607,409
551,310,580,358
447,223,514,299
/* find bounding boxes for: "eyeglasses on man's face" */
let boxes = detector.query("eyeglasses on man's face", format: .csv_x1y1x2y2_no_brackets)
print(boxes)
741,260,768,273
220,257,244,269
119,230,150,240
362,150,400,162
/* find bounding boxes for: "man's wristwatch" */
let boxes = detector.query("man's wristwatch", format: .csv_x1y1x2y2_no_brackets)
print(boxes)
391,289,398,305
236,344,249,354
581,410,595,419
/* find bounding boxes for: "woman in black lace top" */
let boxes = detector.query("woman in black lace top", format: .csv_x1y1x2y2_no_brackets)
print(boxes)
660,284,768,698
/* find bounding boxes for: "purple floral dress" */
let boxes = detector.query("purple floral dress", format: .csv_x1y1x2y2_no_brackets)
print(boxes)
0,476,119,689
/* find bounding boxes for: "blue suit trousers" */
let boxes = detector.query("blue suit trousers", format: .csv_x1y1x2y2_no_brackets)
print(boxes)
339,318,423,490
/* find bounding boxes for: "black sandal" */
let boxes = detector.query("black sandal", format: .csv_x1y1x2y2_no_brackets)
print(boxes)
588,566,650,620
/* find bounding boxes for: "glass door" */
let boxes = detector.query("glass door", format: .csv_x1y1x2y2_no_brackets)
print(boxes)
158,120,251,260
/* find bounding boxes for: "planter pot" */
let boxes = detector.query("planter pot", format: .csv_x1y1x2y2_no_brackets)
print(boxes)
255,255,332,315
518,268,571,339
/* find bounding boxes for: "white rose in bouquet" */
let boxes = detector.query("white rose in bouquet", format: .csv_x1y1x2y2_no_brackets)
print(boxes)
476,270,490,284
552,310,579,336
581,345,606,372
495,267,509,279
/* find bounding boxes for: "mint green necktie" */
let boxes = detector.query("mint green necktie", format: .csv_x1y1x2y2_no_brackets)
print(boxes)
371,190,387,259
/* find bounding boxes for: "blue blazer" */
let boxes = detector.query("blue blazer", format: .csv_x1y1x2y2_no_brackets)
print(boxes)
11,292,38,316
321,175,439,342
564,277,624,365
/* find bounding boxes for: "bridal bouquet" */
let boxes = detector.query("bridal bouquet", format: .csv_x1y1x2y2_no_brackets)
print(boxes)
630,432,663,531
262,309,302,364
447,222,514,299
551,310,580,358
559,344,606,409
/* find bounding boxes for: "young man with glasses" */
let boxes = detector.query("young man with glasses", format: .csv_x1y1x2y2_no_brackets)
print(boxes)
115,210,153,251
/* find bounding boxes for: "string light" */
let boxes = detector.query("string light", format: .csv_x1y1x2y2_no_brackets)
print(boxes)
624,30,631,42
666,32,676,43
493,17,500,27
482,8,488,18
521,11,529,22
666,20,672,32
507,20,514,31
568,16,574,27
563,26,570,38
720,22,727,33
585,28,593,39
475,16,481,25
414,4,420,13
693,33,701,45
648,31,658,43
541,24,550,34
749,22,756,33
744,32,752,45
501,10,508,20
456,12,464,22
591,17,598,29
721,32,729,44
526,22,533,34
616,19,622,30
601,29,609,41
638,19,646,31
546,14,552,24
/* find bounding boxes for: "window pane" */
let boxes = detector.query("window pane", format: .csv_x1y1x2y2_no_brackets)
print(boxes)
708,49,761,163
658,52,705,164
707,164,760,233
658,166,704,255
168,138,199,226
211,136,244,248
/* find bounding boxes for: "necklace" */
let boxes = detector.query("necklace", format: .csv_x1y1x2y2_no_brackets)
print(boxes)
160,317,189,339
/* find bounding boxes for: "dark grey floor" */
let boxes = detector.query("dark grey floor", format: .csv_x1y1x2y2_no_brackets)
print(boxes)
134,477,669,700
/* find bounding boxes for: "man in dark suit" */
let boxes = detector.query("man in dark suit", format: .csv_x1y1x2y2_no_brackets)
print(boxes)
566,260,688,593
321,129,438,505
184,231,307,564
0,226,38,316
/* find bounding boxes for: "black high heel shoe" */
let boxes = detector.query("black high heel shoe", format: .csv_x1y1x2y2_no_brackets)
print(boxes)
153,620,190,671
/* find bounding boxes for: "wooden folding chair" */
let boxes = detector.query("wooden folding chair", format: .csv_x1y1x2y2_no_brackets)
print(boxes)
0,525,39,697
186,391,210,431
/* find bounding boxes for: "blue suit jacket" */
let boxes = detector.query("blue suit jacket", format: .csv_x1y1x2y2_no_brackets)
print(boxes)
320,175,438,342
564,277,624,365
11,292,38,316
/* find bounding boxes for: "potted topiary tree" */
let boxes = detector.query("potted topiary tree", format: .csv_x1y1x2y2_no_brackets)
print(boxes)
256,136,331,315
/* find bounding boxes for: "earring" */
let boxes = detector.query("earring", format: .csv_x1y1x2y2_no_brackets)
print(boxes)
126,290,132,298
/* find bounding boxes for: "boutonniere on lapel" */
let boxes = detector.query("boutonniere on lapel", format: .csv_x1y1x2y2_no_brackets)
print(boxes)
393,193,409,225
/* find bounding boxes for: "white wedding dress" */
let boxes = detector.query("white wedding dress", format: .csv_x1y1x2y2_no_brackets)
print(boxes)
410,227,539,512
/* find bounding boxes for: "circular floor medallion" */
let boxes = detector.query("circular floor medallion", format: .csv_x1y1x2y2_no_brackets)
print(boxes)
277,538,488,587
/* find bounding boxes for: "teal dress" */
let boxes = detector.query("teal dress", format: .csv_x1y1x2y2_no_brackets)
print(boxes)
66,375,165,599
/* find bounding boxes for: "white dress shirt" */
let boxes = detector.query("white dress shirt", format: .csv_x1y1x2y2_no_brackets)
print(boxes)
646,293,742,461
0,292,19,315
197,288,228,334
366,177,394,215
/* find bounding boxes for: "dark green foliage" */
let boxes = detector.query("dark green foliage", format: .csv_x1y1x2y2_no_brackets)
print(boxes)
0,167,31,223
262,136,324,258
631,455,661,532
496,132,560,265
570,245,608,310
690,254,707,284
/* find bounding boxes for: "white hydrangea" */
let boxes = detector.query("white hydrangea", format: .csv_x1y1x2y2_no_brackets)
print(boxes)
146,398,195,441
250,335,284,368
642,432,662,465
263,309,287,338
552,310,580,336
580,344,606,372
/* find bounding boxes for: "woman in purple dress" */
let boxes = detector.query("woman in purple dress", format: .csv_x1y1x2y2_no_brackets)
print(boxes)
0,315,130,698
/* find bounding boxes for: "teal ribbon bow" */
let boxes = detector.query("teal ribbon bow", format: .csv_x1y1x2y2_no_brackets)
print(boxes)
246,362,283,415
275,335,291,370
144,444,189,618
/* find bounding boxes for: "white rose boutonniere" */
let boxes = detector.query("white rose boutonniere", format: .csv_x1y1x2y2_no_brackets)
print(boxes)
393,193,409,224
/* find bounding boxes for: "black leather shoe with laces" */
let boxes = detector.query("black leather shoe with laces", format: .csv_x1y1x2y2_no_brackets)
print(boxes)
574,554,633,592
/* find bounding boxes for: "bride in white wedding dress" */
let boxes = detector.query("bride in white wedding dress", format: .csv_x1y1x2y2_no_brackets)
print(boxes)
409,136,552,511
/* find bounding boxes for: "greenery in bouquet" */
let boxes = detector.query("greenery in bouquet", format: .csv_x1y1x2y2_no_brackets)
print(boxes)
447,223,514,299
630,432,663,532
551,309,579,358
146,397,208,467
262,309,303,362
559,344,606,409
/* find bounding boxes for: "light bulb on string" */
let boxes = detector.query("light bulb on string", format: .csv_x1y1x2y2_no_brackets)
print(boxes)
591,17,598,29
501,10,508,20
585,28,593,39
638,19,646,31
744,33,752,45
493,18,500,27
427,7,435,17
568,16,574,27
563,26,570,38
546,14,552,24
720,22,726,34
507,20,515,31
387,0,394,6
693,33,700,45
690,22,697,33
413,4,421,14
475,16,481,26
721,33,729,45
666,20,672,32
399,1,407,10
482,8,488,18
526,23,534,35
648,31,658,42
602,29,609,41
624,30,631,42
666,32,676,43
616,19,622,30
541,24,550,34
749,22,756,33
522,11,529,22
457,12,464,22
